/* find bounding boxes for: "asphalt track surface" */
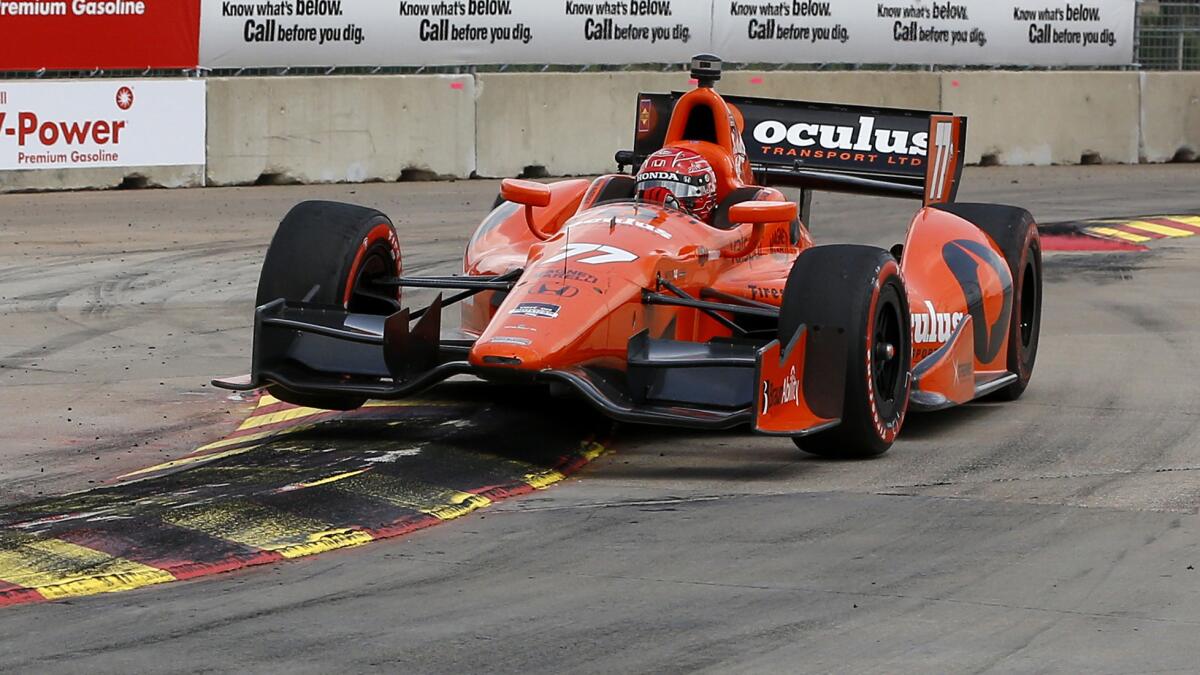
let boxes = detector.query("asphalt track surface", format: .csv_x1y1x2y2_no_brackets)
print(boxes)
1,165,1199,672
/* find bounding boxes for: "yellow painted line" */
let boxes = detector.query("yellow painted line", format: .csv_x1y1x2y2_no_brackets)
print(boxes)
362,400,463,408
119,400,474,481
288,469,370,490
191,422,313,454
1161,215,1200,228
0,535,175,600
231,398,460,433
579,441,608,462
161,500,373,559
1085,226,1152,243
120,423,318,479
524,469,568,489
524,442,608,489
333,473,493,521
255,394,457,411
117,443,267,480
237,406,329,431
1120,220,1195,238
276,529,374,559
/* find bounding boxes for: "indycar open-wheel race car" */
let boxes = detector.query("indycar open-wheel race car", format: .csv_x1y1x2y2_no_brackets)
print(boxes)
216,55,1042,458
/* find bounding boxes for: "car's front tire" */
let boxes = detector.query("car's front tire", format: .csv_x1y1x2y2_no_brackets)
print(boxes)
255,200,403,410
779,245,911,459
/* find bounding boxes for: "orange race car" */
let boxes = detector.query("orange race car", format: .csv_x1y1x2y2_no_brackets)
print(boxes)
216,55,1042,458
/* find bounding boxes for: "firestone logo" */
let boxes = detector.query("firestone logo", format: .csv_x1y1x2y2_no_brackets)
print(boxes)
752,115,930,156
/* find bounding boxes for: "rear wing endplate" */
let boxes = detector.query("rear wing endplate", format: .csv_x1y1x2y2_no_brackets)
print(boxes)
629,92,966,206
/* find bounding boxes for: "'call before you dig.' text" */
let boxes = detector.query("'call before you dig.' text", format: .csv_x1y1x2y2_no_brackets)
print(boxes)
567,1,693,44
1015,3,1118,47
875,2,987,47
402,1,534,45
223,1,366,46
731,1,849,43
198,0,1135,68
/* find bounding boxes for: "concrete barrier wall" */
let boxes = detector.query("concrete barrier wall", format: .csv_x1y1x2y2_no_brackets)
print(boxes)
1139,72,1200,163
3,71,1196,192
206,75,476,185
716,71,940,109
473,71,942,177
940,72,1141,165
474,72,680,177
0,165,202,193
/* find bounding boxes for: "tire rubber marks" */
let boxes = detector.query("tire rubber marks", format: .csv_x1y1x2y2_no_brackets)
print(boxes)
0,397,606,607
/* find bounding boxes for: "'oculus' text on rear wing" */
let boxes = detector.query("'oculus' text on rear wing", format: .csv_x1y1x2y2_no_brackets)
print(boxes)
623,92,966,207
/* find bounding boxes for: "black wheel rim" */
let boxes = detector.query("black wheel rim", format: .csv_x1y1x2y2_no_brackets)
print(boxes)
347,243,401,314
1019,260,1038,348
871,293,904,417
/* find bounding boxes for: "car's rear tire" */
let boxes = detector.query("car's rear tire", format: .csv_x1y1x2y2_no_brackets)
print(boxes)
931,203,1042,401
256,200,403,410
780,245,911,459
995,224,1042,400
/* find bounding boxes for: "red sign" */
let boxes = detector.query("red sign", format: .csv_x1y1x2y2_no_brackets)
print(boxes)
0,1,200,71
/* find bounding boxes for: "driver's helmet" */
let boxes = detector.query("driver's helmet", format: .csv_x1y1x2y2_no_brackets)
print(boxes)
635,148,718,222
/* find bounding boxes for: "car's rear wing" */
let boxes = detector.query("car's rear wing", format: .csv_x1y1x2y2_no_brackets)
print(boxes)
622,92,966,207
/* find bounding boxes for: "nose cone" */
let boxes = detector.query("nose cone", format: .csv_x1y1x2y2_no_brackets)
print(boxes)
472,207,670,371
470,260,646,371
470,276,610,371
469,335,543,370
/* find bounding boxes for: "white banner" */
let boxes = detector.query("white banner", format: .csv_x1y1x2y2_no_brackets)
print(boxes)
0,80,206,171
714,0,1136,66
199,0,1134,68
200,0,711,68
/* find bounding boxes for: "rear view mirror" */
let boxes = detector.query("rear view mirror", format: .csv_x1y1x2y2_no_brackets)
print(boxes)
724,200,798,258
501,178,554,241
728,201,797,225
500,179,552,208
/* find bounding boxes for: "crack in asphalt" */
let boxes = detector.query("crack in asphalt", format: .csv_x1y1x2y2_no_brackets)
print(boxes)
322,554,1200,630
549,571,1200,627
884,465,1200,489
1009,401,1200,417
493,495,726,513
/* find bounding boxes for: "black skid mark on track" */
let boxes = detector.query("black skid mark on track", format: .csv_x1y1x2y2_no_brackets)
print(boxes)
1042,250,1158,285
0,383,609,606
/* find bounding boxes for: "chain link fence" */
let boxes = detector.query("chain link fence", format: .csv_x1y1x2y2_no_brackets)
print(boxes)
1137,0,1200,68
3,1,1200,79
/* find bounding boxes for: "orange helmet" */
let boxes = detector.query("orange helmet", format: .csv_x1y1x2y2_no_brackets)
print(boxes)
635,148,718,221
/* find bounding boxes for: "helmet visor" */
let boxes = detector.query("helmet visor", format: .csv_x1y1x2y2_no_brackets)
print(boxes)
636,179,709,199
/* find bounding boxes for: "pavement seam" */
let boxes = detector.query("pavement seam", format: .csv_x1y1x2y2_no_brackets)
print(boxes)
548,571,1200,627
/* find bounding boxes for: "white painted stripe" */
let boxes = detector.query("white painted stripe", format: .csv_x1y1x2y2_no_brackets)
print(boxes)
930,122,950,201
940,122,955,200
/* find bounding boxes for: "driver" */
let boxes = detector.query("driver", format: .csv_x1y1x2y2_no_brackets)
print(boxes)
634,148,718,222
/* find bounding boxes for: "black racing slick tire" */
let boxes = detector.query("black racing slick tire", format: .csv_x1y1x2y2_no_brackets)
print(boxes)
256,200,403,411
995,220,1042,400
932,203,1042,400
780,245,911,459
